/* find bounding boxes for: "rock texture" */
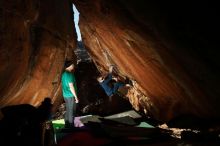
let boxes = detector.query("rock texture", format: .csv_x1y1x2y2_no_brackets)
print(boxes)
75,0,219,121
0,0,76,108
0,0,219,122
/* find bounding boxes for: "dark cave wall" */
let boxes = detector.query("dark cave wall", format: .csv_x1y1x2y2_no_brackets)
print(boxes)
0,0,76,108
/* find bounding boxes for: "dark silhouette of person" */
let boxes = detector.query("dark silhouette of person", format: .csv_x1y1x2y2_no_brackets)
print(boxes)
0,104,41,146
37,97,53,123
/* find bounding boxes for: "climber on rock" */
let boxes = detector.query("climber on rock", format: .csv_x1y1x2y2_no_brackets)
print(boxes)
97,65,133,99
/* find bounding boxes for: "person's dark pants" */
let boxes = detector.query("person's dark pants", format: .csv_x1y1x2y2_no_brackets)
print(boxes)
101,73,125,96
64,97,76,125
112,82,124,94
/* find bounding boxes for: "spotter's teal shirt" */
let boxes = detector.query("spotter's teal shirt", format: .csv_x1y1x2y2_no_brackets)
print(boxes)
61,71,77,99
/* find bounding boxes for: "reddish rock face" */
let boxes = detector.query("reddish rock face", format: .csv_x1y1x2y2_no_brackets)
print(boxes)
0,0,219,122
75,0,219,121
0,0,76,109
